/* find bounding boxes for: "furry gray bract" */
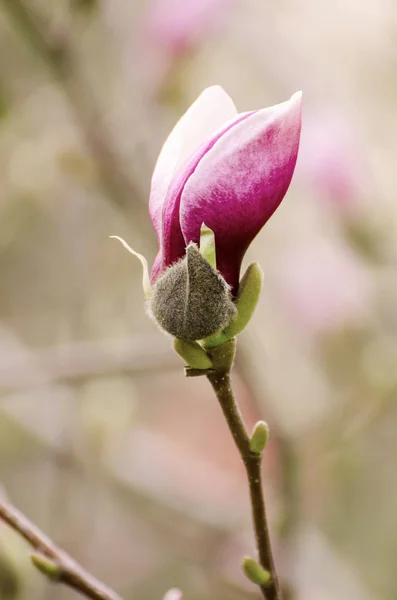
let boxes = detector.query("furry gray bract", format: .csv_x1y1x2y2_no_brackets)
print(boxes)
150,244,237,341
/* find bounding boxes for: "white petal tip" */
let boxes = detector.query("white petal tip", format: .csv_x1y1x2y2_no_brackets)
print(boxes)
204,84,226,94
290,90,303,106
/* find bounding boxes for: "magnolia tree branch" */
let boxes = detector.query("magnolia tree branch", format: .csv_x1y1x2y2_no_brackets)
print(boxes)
0,497,123,600
236,350,300,599
205,343,282,600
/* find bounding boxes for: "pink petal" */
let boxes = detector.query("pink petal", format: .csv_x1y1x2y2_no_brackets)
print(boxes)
149,86,237,246
145,0,228,54
155,110,253,280
180,92,302,292
151,250,163,282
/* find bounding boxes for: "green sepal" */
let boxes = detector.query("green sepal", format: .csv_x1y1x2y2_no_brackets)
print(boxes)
174,338,213,369
201,330,228,349
249,421,270,454
30,554,61,581
199,223,216,269
223,262,263,338
242,556,271,586
203,262,263,348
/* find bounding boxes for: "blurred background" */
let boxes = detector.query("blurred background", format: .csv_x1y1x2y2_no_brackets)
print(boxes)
0,0,396,599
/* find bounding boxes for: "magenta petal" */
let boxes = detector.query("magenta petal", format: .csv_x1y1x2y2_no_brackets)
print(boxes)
180,92,302,292
151,250,163,282
148,86,237,281
151,112,253,280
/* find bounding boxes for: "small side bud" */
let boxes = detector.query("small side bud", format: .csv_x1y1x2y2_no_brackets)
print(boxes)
199,223,216,269
249,421,269,454
242,556,271,586
30,554,61,581
150,244,236,341
174,339,213,369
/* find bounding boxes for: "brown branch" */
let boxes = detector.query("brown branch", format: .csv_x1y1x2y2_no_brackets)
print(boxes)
205,341,282,600
0,495,123,600
235,349,300,599
207,370,282,600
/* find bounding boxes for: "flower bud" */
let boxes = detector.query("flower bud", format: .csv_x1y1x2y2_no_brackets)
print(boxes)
149,87,302,294
150,243,236,341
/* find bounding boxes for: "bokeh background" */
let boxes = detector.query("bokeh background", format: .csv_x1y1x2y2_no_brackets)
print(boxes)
0,1,397,599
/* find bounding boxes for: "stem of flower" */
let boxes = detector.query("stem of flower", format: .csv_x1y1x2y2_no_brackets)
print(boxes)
206,369,282,600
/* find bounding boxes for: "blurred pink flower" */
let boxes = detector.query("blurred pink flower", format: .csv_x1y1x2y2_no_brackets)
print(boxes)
141,0,231,90
163,589,183,600
298,111,369,214
144,0,229,55
274,238,374,335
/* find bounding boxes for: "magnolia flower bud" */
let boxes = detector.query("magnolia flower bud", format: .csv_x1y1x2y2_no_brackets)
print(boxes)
150,243,236,341
149,86,302,293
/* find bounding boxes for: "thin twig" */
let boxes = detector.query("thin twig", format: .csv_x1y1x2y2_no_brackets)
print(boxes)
0,496,123,600
236,350,300,599
206,369,282,600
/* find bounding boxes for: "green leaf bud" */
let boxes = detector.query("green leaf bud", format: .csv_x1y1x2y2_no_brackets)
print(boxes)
203,262,263,348
150,244,237,341
242,556,271,586
30,554,61,581
249,421,270,454
174,339,213,369
223,262,263,338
